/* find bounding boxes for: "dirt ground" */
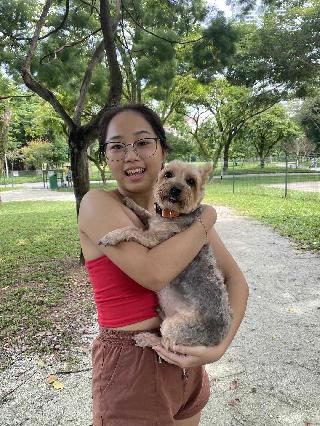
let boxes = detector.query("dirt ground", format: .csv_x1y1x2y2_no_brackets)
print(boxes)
0,204,319,426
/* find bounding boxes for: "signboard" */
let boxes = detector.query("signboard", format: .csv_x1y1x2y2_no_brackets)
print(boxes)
12,171,19,177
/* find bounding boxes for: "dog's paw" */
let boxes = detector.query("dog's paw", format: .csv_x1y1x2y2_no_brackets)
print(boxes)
98,229,125,246
133,332,161,348
161,336,176,352
98,234,118,246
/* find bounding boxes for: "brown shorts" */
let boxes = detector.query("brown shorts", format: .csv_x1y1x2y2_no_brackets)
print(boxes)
92,327,210,426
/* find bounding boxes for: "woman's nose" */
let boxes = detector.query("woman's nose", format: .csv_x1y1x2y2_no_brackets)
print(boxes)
124,144,139,160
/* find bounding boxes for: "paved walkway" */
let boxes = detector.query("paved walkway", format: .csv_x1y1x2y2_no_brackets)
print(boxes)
0,191,319,425
0,182,75,202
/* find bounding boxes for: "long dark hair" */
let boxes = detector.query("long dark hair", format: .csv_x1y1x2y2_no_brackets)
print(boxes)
99,104,172,163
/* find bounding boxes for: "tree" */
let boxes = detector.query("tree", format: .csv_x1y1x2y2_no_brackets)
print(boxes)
296,96,320,154
228,2,320,97
1,0,123,214
283,137,316,167
21,139,55,169
0,103,11,174
87,142,109,184
118,5,238,120
241,105,302,167
1,0,240,213
180,78,278,170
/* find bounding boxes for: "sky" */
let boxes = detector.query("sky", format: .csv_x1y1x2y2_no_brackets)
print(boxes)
206,0,233,17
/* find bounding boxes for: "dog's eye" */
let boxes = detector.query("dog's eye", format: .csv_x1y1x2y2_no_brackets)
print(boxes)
186,178,196,187
164,171,174,179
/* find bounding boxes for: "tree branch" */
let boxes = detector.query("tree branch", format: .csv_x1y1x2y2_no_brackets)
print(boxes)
40,27,102,64
79,0,100,15
39,0,70,40
1,0,69,42
114,0,122,29
100,0,122,108
73,40,105,125
81,0,123,142
21,0,74,131
122,2,203,45
0,94,34,101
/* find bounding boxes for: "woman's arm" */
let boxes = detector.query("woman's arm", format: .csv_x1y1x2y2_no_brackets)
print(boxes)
78,189,216,291
152,227,249,366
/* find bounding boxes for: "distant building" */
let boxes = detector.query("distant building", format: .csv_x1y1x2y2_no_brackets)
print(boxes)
231,0,264,25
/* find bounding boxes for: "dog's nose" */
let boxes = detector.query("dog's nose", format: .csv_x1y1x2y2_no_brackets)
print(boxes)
170,186,181,198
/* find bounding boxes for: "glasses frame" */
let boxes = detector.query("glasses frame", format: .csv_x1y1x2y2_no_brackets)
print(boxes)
104,137,159,162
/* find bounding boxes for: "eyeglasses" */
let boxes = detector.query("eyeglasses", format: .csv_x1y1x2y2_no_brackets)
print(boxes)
104,137,159,161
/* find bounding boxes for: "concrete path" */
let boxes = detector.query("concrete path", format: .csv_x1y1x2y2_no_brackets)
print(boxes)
0,182,75,202
0,181,110,202
0,188,76,202
0,200,319,425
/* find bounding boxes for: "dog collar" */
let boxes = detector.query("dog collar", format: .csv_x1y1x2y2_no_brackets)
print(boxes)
154,203,180,218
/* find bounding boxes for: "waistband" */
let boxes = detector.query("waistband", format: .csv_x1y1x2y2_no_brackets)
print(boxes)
97,327,161,346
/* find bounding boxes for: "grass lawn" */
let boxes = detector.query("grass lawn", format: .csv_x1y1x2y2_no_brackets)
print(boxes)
205,177,320,251
1,175,44,184
0,201,94,370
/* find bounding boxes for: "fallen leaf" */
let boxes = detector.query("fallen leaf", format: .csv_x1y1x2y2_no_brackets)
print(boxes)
288,307,296,313
52,380,64,390
47,374,58,384
229,379,240,390
37,360,45,368
228,398,240,406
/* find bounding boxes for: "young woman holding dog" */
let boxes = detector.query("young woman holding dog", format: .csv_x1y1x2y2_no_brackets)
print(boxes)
78,104,249,426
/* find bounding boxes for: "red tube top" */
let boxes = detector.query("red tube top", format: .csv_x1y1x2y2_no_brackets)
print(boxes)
85,255,158,328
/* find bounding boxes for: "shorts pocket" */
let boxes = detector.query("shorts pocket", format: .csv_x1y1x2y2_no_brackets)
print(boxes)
99,344,123,394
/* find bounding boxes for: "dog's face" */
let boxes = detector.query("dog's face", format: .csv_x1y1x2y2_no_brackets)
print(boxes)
153,160,213,214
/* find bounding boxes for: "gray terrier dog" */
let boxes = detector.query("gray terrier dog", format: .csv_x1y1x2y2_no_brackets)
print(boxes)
99,160,232,350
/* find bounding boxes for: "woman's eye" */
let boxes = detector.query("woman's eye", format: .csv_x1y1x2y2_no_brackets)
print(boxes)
186,178,196,186
136,139,149,147
110,144,123,150
164,171,173,178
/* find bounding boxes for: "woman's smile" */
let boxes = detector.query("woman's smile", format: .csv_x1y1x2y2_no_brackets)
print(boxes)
124,167,146,181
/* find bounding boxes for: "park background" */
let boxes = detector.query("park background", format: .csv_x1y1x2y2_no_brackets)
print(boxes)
0,1,319,424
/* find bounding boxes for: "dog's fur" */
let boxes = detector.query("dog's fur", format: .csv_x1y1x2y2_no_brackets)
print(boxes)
99,160,232,350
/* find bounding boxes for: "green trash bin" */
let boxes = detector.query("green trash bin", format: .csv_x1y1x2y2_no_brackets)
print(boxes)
49,172,58,190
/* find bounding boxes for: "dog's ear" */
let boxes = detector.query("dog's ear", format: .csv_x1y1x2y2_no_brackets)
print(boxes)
199,163,213,183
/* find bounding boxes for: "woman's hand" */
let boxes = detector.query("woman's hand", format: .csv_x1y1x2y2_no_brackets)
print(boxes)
152,340,227,368
200,204,217,231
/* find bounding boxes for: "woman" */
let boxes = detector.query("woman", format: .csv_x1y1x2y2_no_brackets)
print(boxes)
78,104,249,425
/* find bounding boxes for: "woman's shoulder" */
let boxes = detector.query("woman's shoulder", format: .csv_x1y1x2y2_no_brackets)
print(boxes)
80,188,121,209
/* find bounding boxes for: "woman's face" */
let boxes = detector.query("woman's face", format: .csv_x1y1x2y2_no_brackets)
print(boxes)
105,110,165,195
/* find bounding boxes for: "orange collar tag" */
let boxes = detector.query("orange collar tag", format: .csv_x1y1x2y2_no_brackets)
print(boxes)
161,209,180,218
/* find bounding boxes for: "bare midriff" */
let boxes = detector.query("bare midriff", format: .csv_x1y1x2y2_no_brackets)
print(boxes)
108,316,162,331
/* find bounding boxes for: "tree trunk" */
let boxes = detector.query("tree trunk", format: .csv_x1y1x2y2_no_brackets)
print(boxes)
69,128,90,216
260,156,265,168
137,79,142,104
212,142,225,171
100,168,106,184
223,136,232,172
0,106,12,174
